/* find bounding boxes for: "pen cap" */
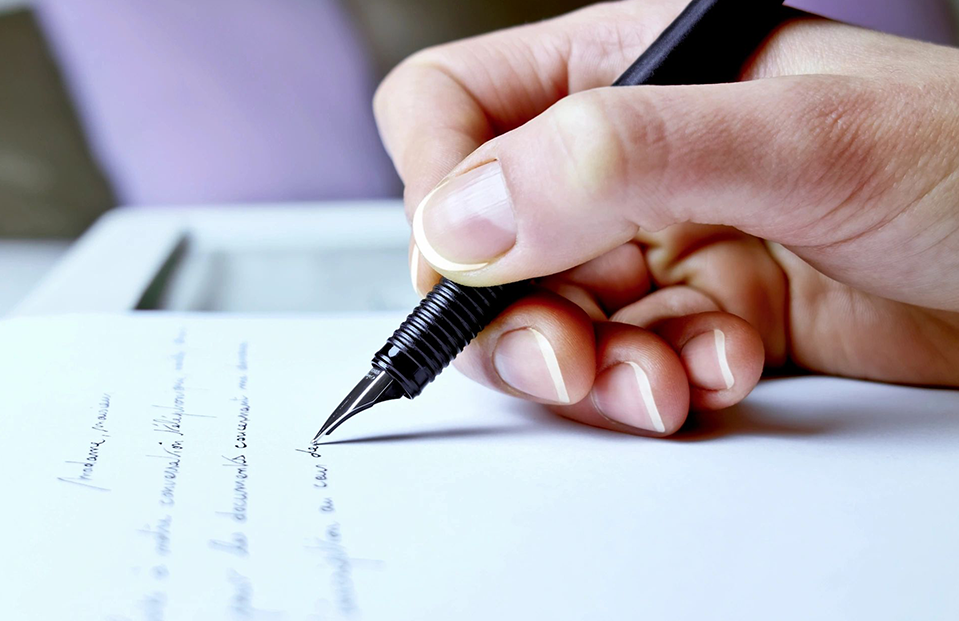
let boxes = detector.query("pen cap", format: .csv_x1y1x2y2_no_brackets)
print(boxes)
614,0,786,87
373,278,527,398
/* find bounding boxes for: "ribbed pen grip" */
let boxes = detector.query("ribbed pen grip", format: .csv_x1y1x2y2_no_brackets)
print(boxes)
373,278,527,398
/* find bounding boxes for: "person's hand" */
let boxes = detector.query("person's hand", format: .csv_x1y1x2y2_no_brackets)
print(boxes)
373,0,959,436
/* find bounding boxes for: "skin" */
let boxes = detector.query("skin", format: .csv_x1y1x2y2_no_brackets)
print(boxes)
373,0,959,437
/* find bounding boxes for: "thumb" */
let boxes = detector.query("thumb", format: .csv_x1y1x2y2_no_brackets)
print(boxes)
411,74,900,287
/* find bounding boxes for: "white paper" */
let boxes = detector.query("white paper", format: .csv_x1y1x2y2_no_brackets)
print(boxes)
1,314,958,620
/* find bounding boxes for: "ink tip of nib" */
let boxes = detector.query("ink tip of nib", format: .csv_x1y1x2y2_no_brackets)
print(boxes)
310,368,404,443
310,423,336,445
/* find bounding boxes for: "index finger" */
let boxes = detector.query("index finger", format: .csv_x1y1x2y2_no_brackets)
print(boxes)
372,1,689,217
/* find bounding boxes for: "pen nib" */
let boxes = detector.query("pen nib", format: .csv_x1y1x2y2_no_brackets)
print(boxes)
312,368,404,442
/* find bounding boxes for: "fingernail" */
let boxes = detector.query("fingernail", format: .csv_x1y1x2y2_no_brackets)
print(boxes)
412,160,517,272
681,329,735,390
493,328,570,403
591,362,665,433
409,243,427,297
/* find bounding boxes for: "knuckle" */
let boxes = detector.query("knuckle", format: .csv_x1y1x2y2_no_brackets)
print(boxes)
372,60,411,129
547,91,627,196
571,1,676,57
373,46,458,158
371,78,392,124
789,78,891,204
615,91,672,180
373,46,442,115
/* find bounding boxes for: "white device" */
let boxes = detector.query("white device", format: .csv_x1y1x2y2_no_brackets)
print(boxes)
13,201,419,317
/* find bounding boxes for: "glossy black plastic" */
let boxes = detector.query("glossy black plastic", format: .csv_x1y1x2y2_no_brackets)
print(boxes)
614,0,786,87
373,278,527,397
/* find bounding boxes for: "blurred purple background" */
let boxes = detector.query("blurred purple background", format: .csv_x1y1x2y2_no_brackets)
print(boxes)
33,0,958,207
35,0,398,206
794,0,957,44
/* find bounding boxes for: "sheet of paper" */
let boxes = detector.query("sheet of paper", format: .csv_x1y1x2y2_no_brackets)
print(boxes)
1,314,958,620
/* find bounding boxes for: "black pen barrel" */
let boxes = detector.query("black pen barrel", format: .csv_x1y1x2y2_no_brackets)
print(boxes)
373,278,528,397
614,0,786,87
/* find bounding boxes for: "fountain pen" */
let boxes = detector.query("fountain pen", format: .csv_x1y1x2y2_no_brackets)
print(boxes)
313,0,787,441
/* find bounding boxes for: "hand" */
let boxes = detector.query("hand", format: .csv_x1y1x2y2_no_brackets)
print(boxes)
373,0,959,436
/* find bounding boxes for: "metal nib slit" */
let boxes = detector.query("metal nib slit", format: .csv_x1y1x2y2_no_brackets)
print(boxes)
312,368,403,442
